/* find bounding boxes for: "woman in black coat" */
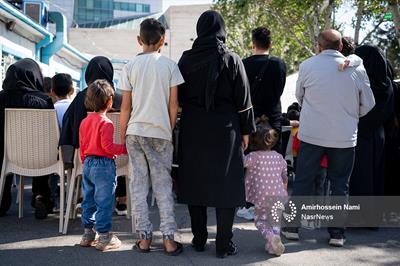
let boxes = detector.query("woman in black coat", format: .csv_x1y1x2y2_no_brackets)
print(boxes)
60,56,119,149
0,58,54,218
177,10,255,258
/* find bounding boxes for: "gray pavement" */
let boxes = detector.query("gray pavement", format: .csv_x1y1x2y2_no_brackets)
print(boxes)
1,186,400,266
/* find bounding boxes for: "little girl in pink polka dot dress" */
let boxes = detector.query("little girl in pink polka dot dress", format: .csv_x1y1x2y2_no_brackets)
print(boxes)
244,125,288,256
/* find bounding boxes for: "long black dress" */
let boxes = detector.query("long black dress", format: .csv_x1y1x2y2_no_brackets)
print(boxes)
384,61,400,195
177,14,255,209
350,45,394,196
0,58,54,215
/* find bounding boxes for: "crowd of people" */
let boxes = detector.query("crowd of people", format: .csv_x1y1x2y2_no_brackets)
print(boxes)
0,9,399,258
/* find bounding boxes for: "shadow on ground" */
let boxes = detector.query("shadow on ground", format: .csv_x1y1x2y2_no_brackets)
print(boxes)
1,184,400,265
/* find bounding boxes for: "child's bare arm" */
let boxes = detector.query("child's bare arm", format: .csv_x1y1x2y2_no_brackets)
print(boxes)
120,91,132,144
169,86,179,130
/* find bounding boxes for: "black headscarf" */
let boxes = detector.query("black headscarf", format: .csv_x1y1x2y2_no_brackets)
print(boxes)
60,56,117,149
185,10,229,111
2,58,44,93
85,56,114,87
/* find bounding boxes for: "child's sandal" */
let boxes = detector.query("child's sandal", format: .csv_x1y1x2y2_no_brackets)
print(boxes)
164,241,183,256
134,240,151,253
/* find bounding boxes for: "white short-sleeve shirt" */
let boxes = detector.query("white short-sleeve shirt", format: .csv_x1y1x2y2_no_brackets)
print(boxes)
120,52,184,141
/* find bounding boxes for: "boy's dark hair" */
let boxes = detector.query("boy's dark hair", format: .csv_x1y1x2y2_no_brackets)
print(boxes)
85,79,114,112
287,109,300,121
140,18,165,45
52,73,73,97
287,102,301,113
249,116,279,151
287,102,301,120
252,27,272,50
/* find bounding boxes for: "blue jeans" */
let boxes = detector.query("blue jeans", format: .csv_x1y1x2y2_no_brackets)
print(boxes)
81,156,117,233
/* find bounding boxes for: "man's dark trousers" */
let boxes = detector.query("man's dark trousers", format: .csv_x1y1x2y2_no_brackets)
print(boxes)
292,141,355,236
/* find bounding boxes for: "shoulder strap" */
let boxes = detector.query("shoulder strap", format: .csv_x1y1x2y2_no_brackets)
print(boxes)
251,57,271,97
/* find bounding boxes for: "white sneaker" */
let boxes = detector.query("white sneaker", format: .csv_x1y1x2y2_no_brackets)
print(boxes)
329,237,346,247
281,229,299,240
236,207,255,220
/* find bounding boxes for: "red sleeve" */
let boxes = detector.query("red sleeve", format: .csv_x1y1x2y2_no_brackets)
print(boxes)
100,122,127,156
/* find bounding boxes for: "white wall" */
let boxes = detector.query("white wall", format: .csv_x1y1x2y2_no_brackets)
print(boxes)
0,21,36,58
164,4,210,61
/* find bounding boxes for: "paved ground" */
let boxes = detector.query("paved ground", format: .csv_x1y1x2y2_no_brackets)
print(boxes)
1,185,400,266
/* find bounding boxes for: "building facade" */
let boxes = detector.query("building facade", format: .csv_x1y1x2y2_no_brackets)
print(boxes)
0,1,90,90
47,0,162,27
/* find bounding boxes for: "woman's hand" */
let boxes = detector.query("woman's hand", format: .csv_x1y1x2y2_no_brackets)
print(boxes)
242,135,249,151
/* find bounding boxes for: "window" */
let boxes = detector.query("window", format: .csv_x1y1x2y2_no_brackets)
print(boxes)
129,3,137,11
87,0,94,8
143,4,150,12
136,3,142,12
121,2,129,10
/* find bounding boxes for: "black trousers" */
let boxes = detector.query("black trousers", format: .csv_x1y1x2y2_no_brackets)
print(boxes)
188,205,235,252
115,176,126,198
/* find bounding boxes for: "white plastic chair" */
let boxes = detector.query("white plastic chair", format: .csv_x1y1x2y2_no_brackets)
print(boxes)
63,112,134,234
0,109,65,233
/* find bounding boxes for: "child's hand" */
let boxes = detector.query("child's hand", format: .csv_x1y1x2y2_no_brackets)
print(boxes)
339,59,350,71
242,135,249,151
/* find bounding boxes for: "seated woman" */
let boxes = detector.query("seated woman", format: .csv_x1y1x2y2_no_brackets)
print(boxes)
0,58,54,219
59,56,127,215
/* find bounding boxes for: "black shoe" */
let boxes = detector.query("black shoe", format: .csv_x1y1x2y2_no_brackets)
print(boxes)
0,186,12,217
34,196,48,219
115,203,128,216
191,239,205,252
216,241,238,258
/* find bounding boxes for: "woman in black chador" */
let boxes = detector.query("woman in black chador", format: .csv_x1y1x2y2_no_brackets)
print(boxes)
177,10,255,258
59,56,127,214
0,58,54,218
350,45,394,197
